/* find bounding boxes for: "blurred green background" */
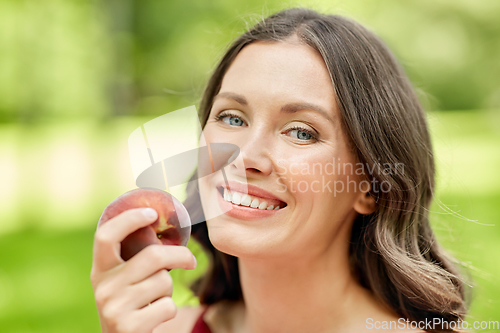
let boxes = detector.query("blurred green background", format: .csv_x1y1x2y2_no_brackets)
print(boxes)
0,0,499,332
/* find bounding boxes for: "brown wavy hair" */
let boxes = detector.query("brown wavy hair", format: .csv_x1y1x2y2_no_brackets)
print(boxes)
183,7,468,332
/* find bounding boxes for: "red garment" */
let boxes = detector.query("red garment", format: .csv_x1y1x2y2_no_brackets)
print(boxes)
191,307,212,333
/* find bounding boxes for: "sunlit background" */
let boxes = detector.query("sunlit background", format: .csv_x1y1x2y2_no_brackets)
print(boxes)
0,0,499,332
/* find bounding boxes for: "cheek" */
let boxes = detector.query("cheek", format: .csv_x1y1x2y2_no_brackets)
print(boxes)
199,126,213,146
199,123,219,146
278,150,361,209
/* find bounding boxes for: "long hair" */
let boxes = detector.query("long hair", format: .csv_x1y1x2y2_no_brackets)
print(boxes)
183,8,468,331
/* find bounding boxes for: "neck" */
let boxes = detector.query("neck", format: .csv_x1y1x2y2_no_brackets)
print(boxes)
236,221,374,333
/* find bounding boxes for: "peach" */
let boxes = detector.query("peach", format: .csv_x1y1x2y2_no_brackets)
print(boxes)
98,188,191,261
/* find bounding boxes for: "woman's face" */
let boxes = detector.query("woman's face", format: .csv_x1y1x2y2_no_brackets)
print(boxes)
198,39,373,260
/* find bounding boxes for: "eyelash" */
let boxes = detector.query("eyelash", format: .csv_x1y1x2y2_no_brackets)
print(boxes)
214,111,240,122
214,111,318,141
286,126,318,141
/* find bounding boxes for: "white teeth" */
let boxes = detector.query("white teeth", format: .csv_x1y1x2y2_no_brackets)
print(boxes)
223,188,232,202
231,192,242,205
221,188,282,210
240,194,251,206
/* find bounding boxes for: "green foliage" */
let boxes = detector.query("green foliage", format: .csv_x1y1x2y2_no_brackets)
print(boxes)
428,109,500,319
1,0,499,123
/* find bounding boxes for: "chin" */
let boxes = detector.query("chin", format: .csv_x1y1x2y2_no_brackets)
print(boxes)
208,235,241,257
206,217,290,260
205,219,260,258
206,219,246,257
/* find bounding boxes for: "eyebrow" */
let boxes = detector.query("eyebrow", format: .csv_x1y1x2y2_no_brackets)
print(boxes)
280,102,334,123
214,91,334,123
214,92,248,106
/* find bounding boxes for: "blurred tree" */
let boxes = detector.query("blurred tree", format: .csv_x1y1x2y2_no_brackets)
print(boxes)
0,0,499,123
0,0,112,123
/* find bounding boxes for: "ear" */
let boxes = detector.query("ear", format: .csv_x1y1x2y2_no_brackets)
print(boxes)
353,190,377,215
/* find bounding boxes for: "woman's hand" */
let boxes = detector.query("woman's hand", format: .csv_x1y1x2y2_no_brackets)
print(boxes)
90,208,197,333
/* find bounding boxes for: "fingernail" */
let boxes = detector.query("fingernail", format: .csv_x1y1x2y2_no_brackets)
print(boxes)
193,254,197,267
142,208,157,220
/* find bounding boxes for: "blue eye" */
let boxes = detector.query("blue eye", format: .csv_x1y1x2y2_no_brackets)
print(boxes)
223,116,244,126
288,127,316,141
215,112,247,127
290,129,312,140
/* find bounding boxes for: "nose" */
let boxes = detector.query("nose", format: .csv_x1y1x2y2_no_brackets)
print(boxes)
229,125,273,178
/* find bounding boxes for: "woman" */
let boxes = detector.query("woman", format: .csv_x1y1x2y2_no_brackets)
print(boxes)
91,8,468,333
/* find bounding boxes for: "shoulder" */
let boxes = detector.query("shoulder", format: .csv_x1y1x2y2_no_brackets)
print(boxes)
153,305,206,333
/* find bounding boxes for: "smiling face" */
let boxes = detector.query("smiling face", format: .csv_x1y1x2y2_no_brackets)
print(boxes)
198,39,375,260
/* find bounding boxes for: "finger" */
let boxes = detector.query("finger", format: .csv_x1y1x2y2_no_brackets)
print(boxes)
123,244,197,285
93,208,158,273
129,297,177,333
126,269,173,309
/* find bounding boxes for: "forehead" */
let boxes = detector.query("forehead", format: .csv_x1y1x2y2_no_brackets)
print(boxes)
219,40,337,115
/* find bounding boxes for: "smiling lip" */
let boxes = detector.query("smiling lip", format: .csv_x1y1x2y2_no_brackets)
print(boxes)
215,180,287,206
214,180,287,221
216,187,284,220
